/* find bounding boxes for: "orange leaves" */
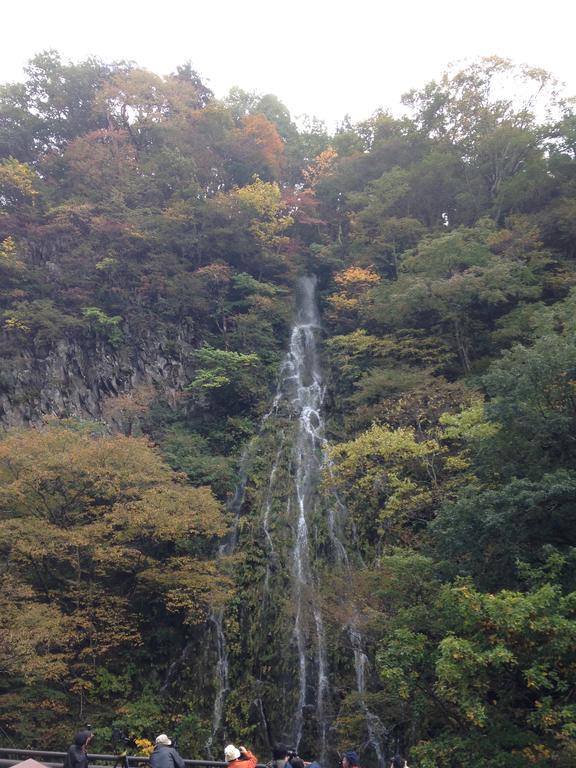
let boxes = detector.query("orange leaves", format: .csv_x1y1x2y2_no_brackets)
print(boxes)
60,129,137,199
226,113,285,182
239,114,285,178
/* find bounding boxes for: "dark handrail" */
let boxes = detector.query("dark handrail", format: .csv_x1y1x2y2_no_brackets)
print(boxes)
0,749,266,768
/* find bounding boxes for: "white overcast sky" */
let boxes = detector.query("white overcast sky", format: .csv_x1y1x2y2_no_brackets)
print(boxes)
2,0,576,128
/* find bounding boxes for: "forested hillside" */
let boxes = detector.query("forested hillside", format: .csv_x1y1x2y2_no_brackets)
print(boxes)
1,52,575,768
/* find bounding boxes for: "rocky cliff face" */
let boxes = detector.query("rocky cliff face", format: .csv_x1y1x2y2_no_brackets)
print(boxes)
0,331,193,429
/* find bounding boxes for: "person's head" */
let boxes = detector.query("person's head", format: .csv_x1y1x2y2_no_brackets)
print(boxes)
272,745,288,763
225,745,241,762
343,751,360,768
289,758,305,768
155,735,172,747
73,731,93,749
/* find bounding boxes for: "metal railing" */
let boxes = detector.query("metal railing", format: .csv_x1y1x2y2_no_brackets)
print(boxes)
0,749,266,768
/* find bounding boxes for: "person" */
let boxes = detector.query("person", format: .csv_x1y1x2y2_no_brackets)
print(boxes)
289,758,317,768
225,744,258,768
289,759,304,768
150,734,185,768
267,745,289,768
63,730,93,768
342,751,360,768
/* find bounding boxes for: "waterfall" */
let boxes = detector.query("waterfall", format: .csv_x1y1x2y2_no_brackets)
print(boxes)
282,278,385,763
204,275,385,763
266,275,330,751
321,455,386,764
205,444,252,757
262,433,286,593
350,627,387,765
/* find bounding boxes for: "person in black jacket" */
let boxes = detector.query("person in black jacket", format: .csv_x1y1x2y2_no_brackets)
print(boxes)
150,734,185,768
63,730,93,768
267,745,289,768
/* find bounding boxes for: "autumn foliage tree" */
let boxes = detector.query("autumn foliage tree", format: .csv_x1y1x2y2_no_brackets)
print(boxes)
0,422,229,745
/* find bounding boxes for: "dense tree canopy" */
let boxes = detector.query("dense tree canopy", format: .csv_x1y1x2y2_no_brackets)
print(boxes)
1,52,576,767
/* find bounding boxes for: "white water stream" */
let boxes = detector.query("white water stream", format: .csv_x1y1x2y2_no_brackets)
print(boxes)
261,275,330,750
205,276,386,763
205,445,251,756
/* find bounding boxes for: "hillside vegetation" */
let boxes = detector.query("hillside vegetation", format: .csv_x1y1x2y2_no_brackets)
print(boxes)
1,52,576,767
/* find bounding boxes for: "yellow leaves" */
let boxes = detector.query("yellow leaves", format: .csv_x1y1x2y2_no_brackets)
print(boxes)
134,739,155,757
2,517,82,568
328,328,387,356
97,69,171,130
0,425,178,524
464,705,487,728
0,420,228,689
248,293,275,314
0,236,19,263
518,743,553,763
302,147,338,189
440,400,500,442
112,485,226,542
0,588,75,682
139,556,231,626
235,177,293,251
0,158,38,208
328,423,441,542
4,315,30,332
330,423,439,476
77,594,142,656
326,293,360,313
236,175,287,211
381,475,433,521
162,199,193,223
444,455,471,471
334,265,381,287
327,265,381,325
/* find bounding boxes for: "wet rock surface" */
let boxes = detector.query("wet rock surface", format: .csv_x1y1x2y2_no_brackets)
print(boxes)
0,331,193,429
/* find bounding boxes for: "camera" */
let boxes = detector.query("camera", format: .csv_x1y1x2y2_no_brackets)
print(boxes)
287,751,299,760
111,729,137,749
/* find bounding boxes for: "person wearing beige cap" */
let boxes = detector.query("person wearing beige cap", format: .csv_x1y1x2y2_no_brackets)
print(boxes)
150,735,185,768
224,745,257,768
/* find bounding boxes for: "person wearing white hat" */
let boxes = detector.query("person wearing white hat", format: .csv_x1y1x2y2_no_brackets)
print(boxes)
150,735,185,768
224,745,257,768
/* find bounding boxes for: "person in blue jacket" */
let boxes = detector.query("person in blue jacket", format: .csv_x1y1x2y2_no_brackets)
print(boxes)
150,734,185,768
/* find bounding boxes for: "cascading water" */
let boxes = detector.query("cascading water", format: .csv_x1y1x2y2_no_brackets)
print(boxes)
271,277,385,762
350,627,387,765
205,445,252,757
262,433,286,592
261,275,330,751
204,275,386,764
